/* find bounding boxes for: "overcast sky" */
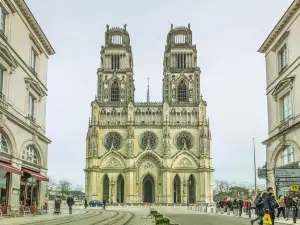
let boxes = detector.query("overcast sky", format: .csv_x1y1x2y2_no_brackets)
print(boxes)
25,0,293,188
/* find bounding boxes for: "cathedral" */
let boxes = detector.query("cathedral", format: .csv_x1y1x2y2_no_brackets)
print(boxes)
85,24,214,205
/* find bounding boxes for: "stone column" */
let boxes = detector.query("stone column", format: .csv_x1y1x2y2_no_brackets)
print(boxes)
125,171,136,203
8,159,21,207
96,172,101,201
111,179,116,204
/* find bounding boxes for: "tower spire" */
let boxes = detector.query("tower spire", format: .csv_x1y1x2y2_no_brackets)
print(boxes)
147,77,150,102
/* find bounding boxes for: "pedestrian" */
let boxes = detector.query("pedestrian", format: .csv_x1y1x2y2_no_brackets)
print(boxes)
84,198,88,209
250,193,264,225
285,195,293,220
66,195,74,214
263,187,279,225
232,199,238,216
103,198,106,210
277,195,286,219
238,199,243,216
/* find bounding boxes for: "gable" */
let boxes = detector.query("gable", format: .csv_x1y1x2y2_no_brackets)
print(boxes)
24,78,47,97
103,156,123,168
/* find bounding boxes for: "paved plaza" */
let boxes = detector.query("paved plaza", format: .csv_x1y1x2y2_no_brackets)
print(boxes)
2,206,300,225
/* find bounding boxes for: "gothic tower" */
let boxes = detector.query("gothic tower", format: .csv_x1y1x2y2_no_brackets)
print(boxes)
163,24,201,104
97,24,135,103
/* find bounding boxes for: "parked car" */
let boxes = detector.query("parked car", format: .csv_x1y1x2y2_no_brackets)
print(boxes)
89,200,103,207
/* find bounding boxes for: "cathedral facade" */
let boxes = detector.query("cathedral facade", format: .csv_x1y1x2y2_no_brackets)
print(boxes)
85,24,214,205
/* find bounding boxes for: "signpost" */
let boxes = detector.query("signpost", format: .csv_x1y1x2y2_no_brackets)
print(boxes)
275,168,300,178
291,185,299,192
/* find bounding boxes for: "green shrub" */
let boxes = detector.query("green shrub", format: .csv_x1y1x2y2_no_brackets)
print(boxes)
163,218,170,223
154,213,163,218
150,210,157,215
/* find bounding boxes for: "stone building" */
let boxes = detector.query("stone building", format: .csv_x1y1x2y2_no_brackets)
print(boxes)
85,24,214,204
258,0,300,196
0,0,54,210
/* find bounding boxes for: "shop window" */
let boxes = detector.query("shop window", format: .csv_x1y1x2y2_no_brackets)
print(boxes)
0,170,9,206
282,146,294,165
22,145,38,165
20,173,39,207
0,132,8,153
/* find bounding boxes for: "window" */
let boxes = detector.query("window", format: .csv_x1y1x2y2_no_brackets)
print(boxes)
28,93,35,120
177,80,187,102
177,53,186,69
30,48,37,72
110,80,120,102
278,45,287,72
282,146,294,165
282,93,291,121
0,132,8,153
111,55,120,70
0,69,3,98
0,7,5,33
22,145,38,164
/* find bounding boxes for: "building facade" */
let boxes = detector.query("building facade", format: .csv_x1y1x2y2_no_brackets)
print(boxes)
0,0,54,211
259,0,300,196
85,24,214,204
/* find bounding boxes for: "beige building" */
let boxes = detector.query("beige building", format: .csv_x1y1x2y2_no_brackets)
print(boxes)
259,0,300,196
0,0,54,211
85,24,214,205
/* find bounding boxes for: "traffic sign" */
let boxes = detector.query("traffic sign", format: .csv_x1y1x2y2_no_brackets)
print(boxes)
276,181,300,187
291,185,299,191
275,168,300,178
276,177,300,182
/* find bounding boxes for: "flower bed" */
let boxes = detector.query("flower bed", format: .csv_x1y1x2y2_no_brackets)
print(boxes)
150,210,179,225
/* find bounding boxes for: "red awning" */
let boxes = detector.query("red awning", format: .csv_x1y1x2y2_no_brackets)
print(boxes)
22,168,49,182
0,161,22,175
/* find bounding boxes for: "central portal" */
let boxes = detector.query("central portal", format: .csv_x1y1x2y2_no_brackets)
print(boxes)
143,174,155,203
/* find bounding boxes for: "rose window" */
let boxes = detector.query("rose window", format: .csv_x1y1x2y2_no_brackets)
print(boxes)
176,131,193,150
104,132,122,150
140,131,157,150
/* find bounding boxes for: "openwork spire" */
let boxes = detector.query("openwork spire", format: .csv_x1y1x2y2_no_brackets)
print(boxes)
147,77,150,102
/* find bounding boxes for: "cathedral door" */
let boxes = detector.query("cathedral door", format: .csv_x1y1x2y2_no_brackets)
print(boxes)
143,174,154,203
173,174,181,203
117,175,124,203
188,175,196,204
103,174,110,201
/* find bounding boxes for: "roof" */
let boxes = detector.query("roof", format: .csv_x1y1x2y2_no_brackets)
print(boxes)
258,0,300,54
14,0,55,55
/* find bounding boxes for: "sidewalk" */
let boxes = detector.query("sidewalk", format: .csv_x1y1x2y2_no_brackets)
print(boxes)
0,208,86,225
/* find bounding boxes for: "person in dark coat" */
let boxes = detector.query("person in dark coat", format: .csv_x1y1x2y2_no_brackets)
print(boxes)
251,193,265,225
263,187,276,225
238,199,243,216
66,195,74,214
84,199,88,209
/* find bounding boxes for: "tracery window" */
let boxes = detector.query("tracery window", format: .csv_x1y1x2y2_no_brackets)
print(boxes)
0,132,8,153
282,146,294,165
176,131,193,150
104,132,122,150
177,80,187,102
111,80,120,102
140,131,157,150
22,145,38,164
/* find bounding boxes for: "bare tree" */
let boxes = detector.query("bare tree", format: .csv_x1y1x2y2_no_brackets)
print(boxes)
57,179,72,199
214,180,232,194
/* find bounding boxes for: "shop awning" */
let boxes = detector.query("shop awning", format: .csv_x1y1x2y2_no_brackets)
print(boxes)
0,161,22,175
22,168,49,182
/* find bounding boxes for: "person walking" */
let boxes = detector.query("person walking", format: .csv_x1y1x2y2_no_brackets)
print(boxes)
263,187,279,225
277,195,286,219
84,198,88,209
67,195,74,214
285,195,293,220
250,193,265,225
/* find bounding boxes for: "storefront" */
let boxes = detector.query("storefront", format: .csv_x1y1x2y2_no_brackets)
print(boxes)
20,168,48,207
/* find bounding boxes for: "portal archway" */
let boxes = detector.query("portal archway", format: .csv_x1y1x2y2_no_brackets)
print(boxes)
103,174,110,201
173,174,181,203
117,174,124,203
143,174,155,203
188,175,195,204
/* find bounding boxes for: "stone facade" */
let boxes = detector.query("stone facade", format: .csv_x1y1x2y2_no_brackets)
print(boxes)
258,0,300,195
85,24,214,204
0,0,54,208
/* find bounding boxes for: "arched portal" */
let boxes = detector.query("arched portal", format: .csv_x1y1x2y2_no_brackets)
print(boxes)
103,174,109,201
173,174,181,203
143,174,155,203
188,175,195,204
117,175,124,203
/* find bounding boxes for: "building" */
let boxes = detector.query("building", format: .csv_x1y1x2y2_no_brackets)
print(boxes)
85,24,214,204
258,0,300,196
0,0,54,210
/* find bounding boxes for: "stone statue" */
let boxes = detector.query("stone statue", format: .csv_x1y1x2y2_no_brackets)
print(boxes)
91,138,98,157
163,126,170,139
128,126,135,139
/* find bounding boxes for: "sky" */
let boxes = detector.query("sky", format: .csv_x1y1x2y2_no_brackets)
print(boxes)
25,0,294,189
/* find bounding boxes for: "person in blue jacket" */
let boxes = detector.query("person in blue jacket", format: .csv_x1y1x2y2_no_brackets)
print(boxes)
251,192,265,225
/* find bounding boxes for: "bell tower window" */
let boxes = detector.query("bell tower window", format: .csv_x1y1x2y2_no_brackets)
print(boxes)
177,80,187,102
111,55,120,70
177,53,186,69
111,80,120,102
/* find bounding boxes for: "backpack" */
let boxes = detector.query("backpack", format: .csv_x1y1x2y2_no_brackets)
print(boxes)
269,196,279,209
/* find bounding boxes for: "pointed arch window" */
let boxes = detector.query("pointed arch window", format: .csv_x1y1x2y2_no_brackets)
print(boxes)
0,132,8,153
177,80,187,102
22,145,38,165
111,80,120,102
